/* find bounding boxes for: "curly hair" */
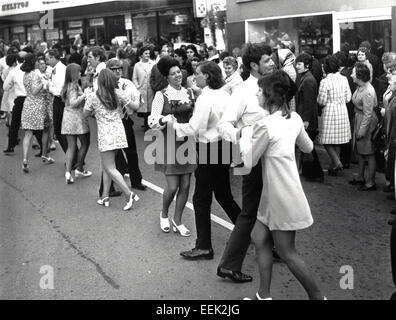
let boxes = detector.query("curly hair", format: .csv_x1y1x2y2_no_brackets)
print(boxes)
323,55,340,74
242,42,272,71
157,56,180,77
354,63,371,83
20,53,36,73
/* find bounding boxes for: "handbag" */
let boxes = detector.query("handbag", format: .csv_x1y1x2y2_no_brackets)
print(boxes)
371,117,384,147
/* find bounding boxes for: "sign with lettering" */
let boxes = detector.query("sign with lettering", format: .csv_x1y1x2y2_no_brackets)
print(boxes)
89,18,104,27
68,21,83,28
1,1,29,12
124,13,132,30
12,26,24,33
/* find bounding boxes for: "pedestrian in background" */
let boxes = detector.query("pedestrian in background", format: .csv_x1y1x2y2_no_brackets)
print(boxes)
317,55,352,176
295,52,324,182
350,63,378,191
133,46,155,129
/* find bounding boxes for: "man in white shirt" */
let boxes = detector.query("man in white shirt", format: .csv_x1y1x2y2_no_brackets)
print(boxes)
46,49,68,153
216,43,276,283
3,51,28,154
87,47,107,92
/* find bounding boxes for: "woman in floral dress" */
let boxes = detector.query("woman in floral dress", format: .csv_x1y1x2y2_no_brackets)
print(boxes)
20,53,54,172
83,69,139,211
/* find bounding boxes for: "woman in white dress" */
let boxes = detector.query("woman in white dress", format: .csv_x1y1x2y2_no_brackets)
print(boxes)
242,70,324,300
132,46,155,129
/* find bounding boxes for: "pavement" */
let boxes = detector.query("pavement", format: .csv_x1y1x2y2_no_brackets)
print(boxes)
0,114,395,300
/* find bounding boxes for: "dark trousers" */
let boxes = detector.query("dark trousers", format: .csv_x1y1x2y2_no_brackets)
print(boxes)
193,141,241,250
7,97,44,151
7,96,25,148
219,161,263,271
53,96,68,153
392,222,396,286
301,131,324,179
122,117,143,186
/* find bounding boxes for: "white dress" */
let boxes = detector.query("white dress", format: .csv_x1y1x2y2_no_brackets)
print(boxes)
242,111,314,231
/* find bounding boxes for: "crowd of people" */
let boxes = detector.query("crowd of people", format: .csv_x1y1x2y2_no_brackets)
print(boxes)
1,36,395,299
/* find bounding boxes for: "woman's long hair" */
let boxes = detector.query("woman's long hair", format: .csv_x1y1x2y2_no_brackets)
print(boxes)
258,70,294,119
61,63,81,102
197,61,224,89
96,69,119,110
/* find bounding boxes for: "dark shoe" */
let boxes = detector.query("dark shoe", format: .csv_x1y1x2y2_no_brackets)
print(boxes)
390,209,396,215
383,185,395,193
388,219,395,226
357,184,377,191
34,152,42,157
387,194,396,201
132,183,147,191
305,176,324,183
272,249,282,262
217,266,252,283
180,248,214,260
328,165,343,176
348,178,365,185
32,144,40,150
109,190,122,197
3,147,14,155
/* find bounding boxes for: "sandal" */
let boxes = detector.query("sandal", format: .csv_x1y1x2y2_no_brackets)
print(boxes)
160,212,170,233
172,219,191,237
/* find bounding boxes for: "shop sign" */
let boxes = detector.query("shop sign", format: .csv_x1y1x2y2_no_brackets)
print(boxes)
46,28,59,40
125,13,132,30
173,14,189,25
89,18,104,27
193,0,207,18
31,24,40,30
68,21,83,28
1,1,29,12
66,28,83,37
12,26,24,33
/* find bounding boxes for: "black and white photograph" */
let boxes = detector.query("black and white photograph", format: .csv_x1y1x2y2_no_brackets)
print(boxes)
0,0,396,306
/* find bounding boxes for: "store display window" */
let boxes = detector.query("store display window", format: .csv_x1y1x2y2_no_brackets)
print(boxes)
247,14,333,58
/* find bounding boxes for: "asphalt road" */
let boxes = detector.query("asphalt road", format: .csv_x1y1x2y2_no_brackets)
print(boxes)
0,115,395,300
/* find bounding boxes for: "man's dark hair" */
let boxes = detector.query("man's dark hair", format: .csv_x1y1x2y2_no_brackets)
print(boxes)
174,48,187,62
89,46,106,62
242,42,272,71
47,49,61,60
295,53,313,70
197,61,224,90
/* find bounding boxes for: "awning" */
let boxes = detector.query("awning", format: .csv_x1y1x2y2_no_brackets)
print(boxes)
0,0,117,17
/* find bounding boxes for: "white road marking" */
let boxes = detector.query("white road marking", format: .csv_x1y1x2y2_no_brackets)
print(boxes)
142,179,234,231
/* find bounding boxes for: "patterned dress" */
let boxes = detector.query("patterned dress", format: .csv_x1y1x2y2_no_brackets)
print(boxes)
317,72,352,145
61,84,89,135
84,91,128,152
21,71,48,130
149,85,196,175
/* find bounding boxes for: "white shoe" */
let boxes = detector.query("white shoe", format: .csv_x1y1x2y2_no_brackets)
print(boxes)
65,172,74,184
172,219,191,237
160,212,170,233
124,173,130,178
75,169,92,178
42,156,55,164
97,197,110,207
123,192,140,211
243,293,272,300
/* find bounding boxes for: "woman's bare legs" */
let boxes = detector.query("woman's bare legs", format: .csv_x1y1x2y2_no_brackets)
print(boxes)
173,174,191,225
162,175,179,219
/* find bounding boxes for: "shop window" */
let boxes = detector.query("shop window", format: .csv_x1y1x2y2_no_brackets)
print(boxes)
247,14,333,59
340,20,392,59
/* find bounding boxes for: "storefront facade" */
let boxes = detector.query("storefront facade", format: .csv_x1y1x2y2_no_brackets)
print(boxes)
227,0,396,59
0,0,203,46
